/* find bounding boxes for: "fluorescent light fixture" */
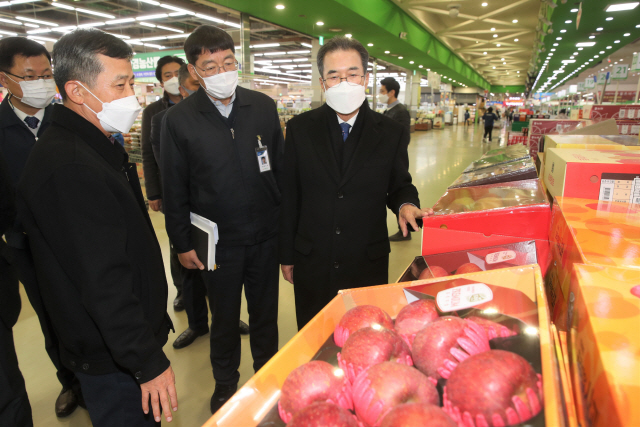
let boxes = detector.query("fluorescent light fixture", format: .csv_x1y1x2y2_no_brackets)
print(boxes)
7,0,39,4
140,22,156,28
384,50,390,54
275,4,285,9
194,13,224,23
576,42,596,47
16,16,58,26
136,14,168,20
141,36,166,41
273,59,292,63
292,58,308,62
571,8,578,11
589,35,595,38
165,33,190,39
0,28,18,36
27,28,50,34
345,33,352,38
560,29,567,33
606,17,614,20
251,43,280,48
605,2,638,12
514,38,519,42
52,3,74,10
138,0,160,4
316,21,324,26
225,21,241,28
28,35,57,42
22,23,39,28
287,50,310,54
409,61,414,64
556,37,562,40
157,25,183,33
76,8,116,19
624,32,631,36
562,60,576,63
106,18,135,24
301,42,312,48
553,43,558,46
512,19,518,23
614,39,620,43
263,51,286,56
126,39,144,45
367,43,373,46
159,4,195,15
78,22,105,28
565,20,572,23
143,43,165,49
597,27,604,31
106,32,130,39
0,17,21,25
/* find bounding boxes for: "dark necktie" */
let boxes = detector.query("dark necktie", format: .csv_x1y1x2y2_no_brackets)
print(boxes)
24,116,39,129
340,122,351,142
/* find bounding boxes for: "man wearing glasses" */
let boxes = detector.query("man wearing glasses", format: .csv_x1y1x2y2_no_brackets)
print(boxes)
279,37,432,329
0,37,84,420
161,25,283,414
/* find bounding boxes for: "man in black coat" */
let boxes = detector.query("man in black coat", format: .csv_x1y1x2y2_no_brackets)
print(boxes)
279,37,431,329
0,36,83,419
161,25,282,414
17,29,177,426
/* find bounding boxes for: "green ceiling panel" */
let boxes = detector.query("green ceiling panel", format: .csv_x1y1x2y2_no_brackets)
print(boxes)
491,85,527,94
208,0,491,89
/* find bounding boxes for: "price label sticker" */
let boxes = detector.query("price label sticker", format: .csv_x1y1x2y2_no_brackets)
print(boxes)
485,250,517,264
436,283,493,312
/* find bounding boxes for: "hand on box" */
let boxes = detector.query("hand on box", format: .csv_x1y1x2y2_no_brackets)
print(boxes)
178,250,204,270
282,265,294,284
399,205,433,237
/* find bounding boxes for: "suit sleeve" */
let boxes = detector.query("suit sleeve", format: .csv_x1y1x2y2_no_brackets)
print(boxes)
28,165,169,383
141,108,162,200
387,125,420,215
399,107,411,136
160,114,193,254
271,106,285,192
0,152,15,235
278,120,299,265
150,113,163,174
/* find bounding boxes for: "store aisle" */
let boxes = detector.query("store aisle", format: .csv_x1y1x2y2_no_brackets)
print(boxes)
13,122,502,427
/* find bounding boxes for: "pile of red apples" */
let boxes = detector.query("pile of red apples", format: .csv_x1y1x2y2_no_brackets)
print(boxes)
279,302,543,427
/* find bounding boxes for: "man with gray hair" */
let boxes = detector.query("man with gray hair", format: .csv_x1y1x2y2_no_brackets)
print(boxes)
17,29,177,426
279,36,432,329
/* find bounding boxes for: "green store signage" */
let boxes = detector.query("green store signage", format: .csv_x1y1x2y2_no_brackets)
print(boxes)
131,49,186,78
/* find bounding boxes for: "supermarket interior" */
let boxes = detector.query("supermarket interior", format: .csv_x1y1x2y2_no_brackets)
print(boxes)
1,0,640,426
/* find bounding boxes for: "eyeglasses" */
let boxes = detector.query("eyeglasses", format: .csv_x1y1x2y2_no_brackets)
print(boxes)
3,71,54,82
195,60,239,77
323,74,364,88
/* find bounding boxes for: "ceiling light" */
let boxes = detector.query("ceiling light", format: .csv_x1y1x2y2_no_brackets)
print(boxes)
493,34,498,37
0,17,21,25
159,4,195,15
157,25,183,33
514,38,519,42
106,18,135,24
141,36,166,41
491,27,495,31
607,45,612,48
52,2,74,10
398,56,403,59
316,21,324,26
195,13,225,24
301,43,312,48
578,47,583,50
140,22,156,28
75,7,116,19
286,50,310,54
556,37,562,40
606,17,614,20
614,39,620,43
137,0,160,4
512,19,518,23
624,32,631,36
384,50,390,53
27,28,50,34
27,35,57,42
570,56,575,58
136,14,168,20
275,4,285,9
16,16,58,26
0,28,18,36
594,55,600,58
605,2,638,12
482,2,488,5
496,43,501,46
492,66,496,69
224,21,241,28
345,33,352,38
142,43,165,49
553,43,558,46
419,65,423,68
589,35,595,38
576,42,596,47
367,43,373,46
483,51,487,54
251,43,280,48
106,32,130,39
551,48,556,51
597,27,604,31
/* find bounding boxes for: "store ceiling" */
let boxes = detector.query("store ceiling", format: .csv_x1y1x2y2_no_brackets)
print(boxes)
533,1,640,93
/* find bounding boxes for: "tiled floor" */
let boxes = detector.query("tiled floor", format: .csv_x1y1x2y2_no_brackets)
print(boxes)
13,122,504,426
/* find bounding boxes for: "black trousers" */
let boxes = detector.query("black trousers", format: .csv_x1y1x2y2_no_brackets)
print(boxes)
76,371,159,427
183,268,209,332
0,259,32,427
483,126,493,141
2,244,77,391
200,236,279,385
169,241,183,292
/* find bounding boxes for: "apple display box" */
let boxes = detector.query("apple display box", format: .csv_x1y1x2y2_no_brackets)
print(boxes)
545,197,640,331
449,158,538,189
543,148,640,202
528,120,592,161
202,266,564,427
463,145,531,174
551,325,578,427
423,179,552,276
543,134,640,152
566,264,640,427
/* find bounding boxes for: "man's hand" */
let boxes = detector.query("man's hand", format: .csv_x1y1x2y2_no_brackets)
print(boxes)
141,366,178,423
399,205,434,237
148,199,162,212
281,265,294,284
178,250,204,270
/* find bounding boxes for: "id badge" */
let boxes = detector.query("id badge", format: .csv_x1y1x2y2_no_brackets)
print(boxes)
255,146,271,172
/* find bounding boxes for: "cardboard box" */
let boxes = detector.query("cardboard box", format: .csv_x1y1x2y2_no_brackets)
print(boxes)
203,266,563,427
546,197,640,329
590,104,640,120
543,149,640,201
566,264,640,427
463,145,530,173
449,158,538,188
528,120,592,160
616,120,640,136
551,325,578,427
543,134,634,152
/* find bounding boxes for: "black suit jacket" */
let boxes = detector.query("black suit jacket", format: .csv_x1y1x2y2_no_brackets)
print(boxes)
142,92,173,200
161,86,284,252
279,102,420,322
17,105,171,383
0,150,19,329
383,102,411,136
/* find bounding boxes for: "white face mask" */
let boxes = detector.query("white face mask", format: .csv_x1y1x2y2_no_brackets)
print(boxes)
324,80,366,115
4,74,57,109
195,69,238,100
163,76,181,96
77,82,142,133
378,93,389,105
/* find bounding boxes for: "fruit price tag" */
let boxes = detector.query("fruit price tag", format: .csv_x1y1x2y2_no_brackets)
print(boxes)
485,250,516,264
436,283,493,312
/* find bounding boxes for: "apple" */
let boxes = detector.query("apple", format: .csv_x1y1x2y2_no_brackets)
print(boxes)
278,360,353,423
393,299,439,347
338,326,413,383
379,403,457,427
444,350,543,426
454,262,483,275
418,265,449,280
472,196,503,211
352,362,439,427
412,316,490,381
466,315,517,339
287,402,359,427
334,305,394,347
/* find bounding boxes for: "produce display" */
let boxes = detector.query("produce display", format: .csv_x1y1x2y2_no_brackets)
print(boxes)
334,305,394,347
463,147,531,173
379,403,457,427
449,159,537,189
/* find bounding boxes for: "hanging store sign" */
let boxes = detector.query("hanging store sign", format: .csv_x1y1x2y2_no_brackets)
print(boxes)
131,49,186,78
611,64,629,80
585,77,595,89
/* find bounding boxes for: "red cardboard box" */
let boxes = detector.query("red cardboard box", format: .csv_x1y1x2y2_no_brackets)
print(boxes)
616,120,640,135
590,104,640,120
528,120,592,160
543,149,640,201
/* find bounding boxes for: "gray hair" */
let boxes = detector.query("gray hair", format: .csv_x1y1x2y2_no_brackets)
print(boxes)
53,28,133,100
317,36,369,78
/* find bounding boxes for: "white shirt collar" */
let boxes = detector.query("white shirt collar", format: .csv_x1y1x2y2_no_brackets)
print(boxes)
9,97,44,136
337,111,358,127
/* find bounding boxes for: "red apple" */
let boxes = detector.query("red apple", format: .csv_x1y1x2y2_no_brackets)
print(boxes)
287,402,359,427
466,315,517,339
419,265,449,280
334,305,394,347
455,262,483,275
412,316,490,381
338,327,413,383
393,299,439,348
352,362,439,427
278,360,353,423
444,350,543,426
379,403,457,427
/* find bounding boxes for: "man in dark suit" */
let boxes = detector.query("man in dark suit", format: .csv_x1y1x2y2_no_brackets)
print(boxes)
161,25,282,414
141,55,186,311
0,37,83,418
279,37,432,329
17,29,177,426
